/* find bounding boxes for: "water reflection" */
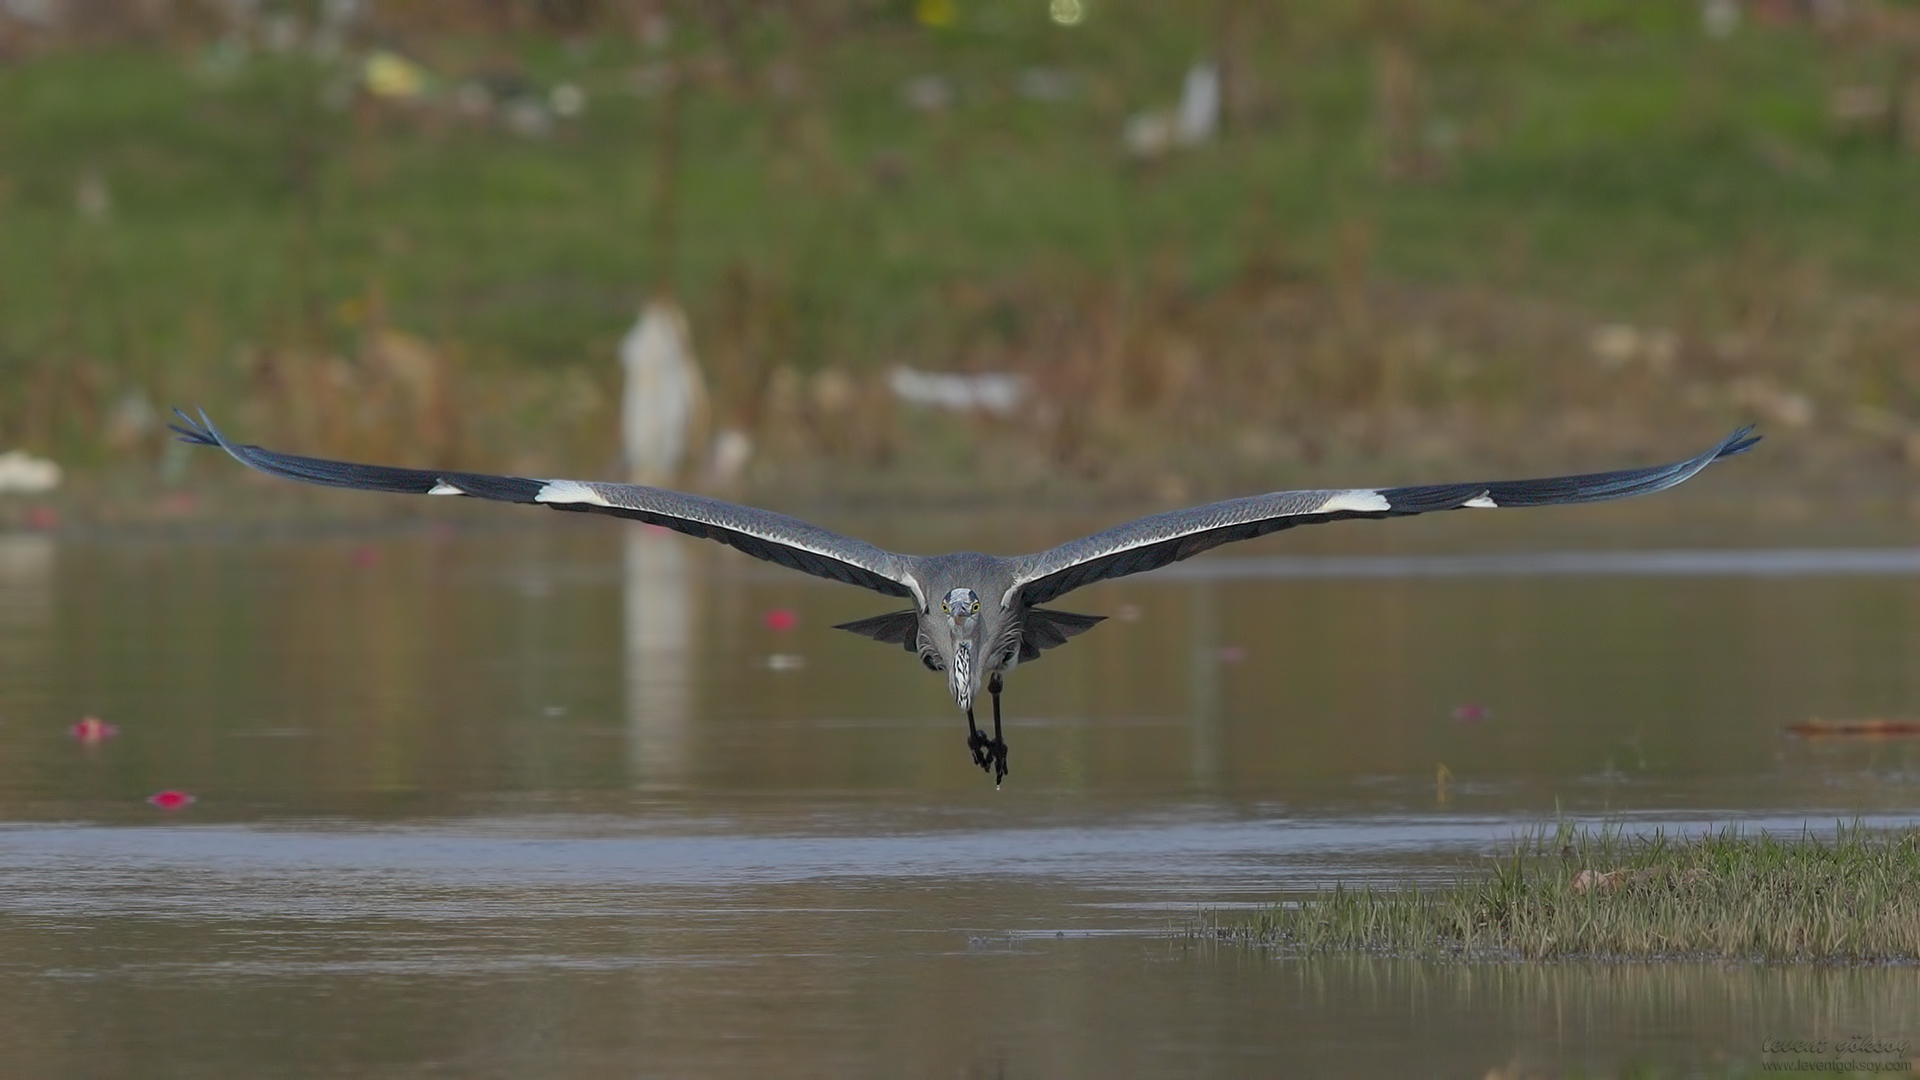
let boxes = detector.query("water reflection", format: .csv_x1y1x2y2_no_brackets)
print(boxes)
0,532,53,597
1258,955,1920,1077
0,532,52,604
0,533,52,705
1185,581,1223,792
623,525,696,786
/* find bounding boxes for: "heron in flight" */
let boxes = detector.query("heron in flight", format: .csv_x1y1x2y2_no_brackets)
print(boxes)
173,411,1757,786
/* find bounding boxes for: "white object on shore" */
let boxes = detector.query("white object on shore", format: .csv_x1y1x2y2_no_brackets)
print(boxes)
888,367,1025,417
620,299,707,485
0,450,61,494
1701,0,1740,39
1124,61,1219,158
1176,61,1220,145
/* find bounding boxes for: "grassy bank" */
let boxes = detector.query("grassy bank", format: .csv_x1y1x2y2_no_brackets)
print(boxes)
5,3,1920,491
1223,823,1920,963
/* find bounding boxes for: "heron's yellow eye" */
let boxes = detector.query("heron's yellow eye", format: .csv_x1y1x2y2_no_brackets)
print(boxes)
970,600,980,613
941,601,950,613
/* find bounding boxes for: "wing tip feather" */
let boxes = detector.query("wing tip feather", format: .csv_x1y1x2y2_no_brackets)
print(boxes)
1717,425,1762,460
167,406,224,449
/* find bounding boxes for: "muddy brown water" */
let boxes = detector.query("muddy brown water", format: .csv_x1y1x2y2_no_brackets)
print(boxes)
1,499,1917,1077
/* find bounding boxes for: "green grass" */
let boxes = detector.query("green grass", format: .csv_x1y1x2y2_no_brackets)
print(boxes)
4,2,1920,480
1223,823,1920,963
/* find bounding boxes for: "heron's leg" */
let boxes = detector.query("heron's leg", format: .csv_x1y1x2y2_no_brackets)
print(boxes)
987,673,1008,785
966,707,994,771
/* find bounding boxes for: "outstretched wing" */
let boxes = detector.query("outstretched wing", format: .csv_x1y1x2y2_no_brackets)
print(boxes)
1007,428,1760,608
171,410,924,602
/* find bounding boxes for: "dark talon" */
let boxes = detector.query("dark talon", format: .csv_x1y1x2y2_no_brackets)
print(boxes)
968,730,994,771
966,712,994,772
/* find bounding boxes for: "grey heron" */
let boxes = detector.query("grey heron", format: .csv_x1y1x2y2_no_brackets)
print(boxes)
171,411,1758,786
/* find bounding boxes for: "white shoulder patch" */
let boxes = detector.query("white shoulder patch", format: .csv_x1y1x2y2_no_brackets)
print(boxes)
427,481,466,496
534,480,611,508
1318,489,1391,514
901,572,928,612
1463,494,1498,509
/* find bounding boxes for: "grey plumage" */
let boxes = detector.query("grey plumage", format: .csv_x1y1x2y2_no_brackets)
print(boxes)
171,409,1759,785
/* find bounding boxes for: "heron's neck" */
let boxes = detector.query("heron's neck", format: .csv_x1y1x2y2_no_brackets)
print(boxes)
949,638,975,709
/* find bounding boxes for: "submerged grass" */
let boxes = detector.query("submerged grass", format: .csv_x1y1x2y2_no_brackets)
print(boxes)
1223,823,1920,963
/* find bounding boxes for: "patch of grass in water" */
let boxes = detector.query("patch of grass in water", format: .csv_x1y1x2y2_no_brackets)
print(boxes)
1222,823,1920,963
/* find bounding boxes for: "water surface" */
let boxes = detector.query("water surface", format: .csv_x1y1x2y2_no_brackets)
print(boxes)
2,501,1917,1076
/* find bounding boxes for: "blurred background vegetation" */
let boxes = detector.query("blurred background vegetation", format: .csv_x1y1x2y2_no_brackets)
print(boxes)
4,0,1920,507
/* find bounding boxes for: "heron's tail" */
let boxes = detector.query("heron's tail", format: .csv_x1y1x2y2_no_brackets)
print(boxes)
834,610,919,652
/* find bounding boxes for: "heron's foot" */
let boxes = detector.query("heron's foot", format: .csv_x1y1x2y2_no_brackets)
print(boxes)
966,730,1009,785
967,728,992,769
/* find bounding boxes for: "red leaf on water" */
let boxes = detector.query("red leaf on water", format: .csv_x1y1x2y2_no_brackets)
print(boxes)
1785,719,1920,739
1451,703,1491,723
147,790,196,810
762,608,799,632
350,545,379,567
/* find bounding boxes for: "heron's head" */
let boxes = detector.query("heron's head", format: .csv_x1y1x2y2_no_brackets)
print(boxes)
940,587,982,632
938,587,985,711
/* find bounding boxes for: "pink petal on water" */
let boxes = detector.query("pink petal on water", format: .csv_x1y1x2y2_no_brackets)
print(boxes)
1217,646,1246,664
350,545,380,567
762,608,799,632
147,790,196,810
1451,703,1491,723
70,716,120,742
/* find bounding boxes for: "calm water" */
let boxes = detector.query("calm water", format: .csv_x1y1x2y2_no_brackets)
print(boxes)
2,498,1919,1078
